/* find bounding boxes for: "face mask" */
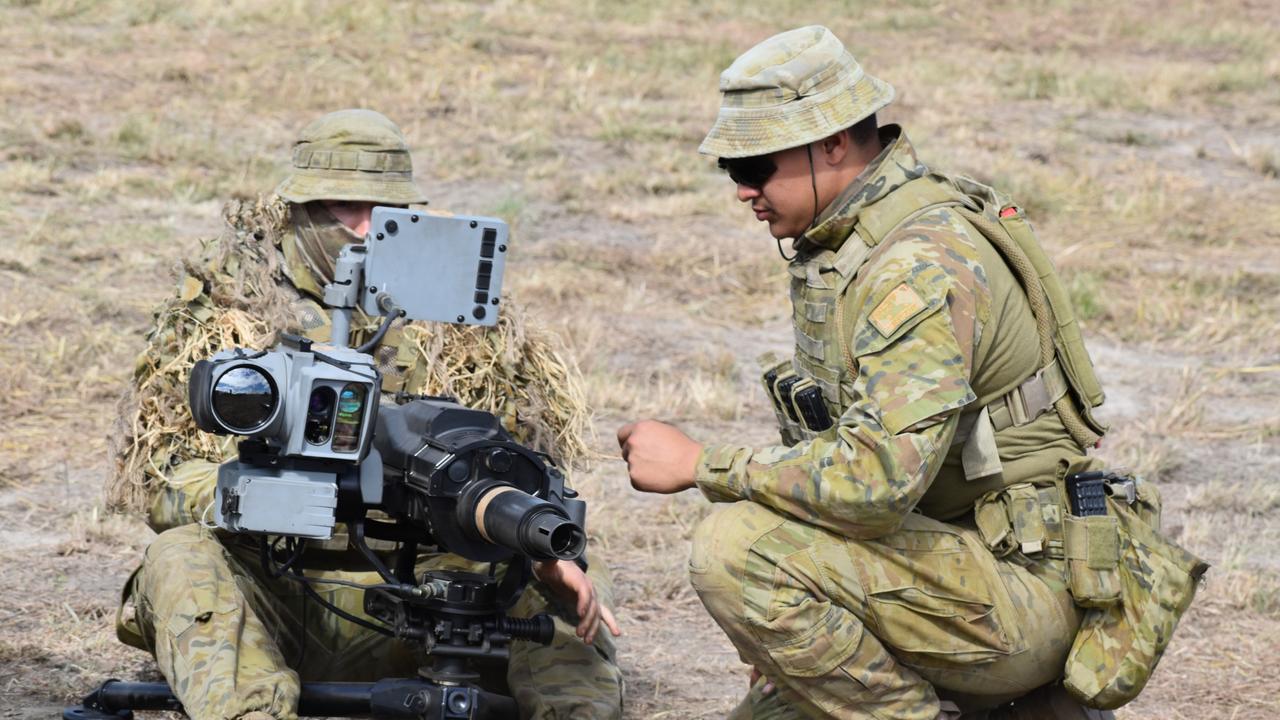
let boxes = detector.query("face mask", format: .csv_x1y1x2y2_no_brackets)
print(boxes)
289,201,365,290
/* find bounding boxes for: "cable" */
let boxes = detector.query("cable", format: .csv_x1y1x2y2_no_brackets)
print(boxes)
257,536,398,637
356,300,405,354
295,572,308,670
198,499,218,529
260,536,306,578
774,236,796,262
806,142,819,232
774,142,821,263
295,574,396,637
289,575,406,592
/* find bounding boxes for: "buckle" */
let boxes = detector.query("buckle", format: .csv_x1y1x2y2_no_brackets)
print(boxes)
1021,369,1052,419
1006,363,1057,427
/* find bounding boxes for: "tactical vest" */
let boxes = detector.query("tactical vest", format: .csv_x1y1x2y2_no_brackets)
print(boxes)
763,171,1107,505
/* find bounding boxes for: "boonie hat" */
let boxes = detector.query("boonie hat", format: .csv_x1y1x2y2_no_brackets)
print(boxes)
699,26,894,159
276,109,428,205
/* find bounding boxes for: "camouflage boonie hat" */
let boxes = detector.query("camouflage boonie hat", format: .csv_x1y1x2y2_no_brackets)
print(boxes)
276,109,428,205
699,26,895,159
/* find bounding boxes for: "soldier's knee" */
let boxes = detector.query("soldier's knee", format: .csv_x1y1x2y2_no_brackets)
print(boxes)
688,502,787,616
138,525,232,604
689,503,749,586
144,524,220,568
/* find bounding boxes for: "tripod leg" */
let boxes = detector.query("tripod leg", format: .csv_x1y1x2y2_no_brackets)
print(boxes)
63,679,179,719
369,679,519,720
63,678,519,719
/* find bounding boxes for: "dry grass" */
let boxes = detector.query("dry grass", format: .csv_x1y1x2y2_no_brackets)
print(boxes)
1,0,1277,717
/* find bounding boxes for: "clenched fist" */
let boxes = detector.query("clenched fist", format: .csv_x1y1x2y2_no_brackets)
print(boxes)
617,419,702,494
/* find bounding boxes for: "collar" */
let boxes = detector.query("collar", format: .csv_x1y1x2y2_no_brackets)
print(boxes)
795,125,928,255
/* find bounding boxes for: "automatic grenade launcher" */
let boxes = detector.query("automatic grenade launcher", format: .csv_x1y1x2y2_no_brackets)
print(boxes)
66,208,584,720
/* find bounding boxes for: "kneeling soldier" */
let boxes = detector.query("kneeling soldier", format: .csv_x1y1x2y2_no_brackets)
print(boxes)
620,26,1203,720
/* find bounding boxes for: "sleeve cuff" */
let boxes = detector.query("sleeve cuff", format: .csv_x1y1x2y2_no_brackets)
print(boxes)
694,444,751,503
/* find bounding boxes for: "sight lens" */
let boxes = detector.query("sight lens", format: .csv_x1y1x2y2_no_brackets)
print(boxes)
304,386,337,445
211,366,278,433
309,388,333,414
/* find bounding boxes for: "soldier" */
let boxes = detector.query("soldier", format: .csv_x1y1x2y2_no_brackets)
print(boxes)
114,109,623,720
618,26,1185,719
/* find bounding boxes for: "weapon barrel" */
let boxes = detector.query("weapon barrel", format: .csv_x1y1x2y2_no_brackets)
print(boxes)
470,485,585,561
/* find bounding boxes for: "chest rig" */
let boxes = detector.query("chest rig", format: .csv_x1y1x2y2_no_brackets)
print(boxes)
762,238,869,446
762,171,1108,481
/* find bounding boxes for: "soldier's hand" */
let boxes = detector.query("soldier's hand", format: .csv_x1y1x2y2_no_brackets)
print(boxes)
532,559,621,645
616,420,702,494
749,666,777,696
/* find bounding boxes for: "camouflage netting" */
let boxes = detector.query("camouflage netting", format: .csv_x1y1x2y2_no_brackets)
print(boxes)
106,195,590,514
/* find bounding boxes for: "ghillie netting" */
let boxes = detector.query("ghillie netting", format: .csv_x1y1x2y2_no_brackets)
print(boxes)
106,196,589,514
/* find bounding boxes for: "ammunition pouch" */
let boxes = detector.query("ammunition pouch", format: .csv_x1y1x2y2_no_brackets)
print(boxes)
760,356,833,446
973,461,1209,710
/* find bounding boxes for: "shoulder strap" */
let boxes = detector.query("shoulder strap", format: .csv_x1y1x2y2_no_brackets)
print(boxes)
833,172,1106,451
952,205,1104,448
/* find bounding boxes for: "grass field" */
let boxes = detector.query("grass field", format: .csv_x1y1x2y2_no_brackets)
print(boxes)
1,0,1277,717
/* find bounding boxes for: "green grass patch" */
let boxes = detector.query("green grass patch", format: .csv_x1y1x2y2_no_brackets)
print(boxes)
1067,271,1107,322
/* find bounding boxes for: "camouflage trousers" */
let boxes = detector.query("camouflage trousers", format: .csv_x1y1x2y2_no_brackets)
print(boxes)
689,502,1083,720
122,524,623,720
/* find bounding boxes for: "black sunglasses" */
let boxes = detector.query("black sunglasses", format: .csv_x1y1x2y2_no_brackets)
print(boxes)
718,154,777,189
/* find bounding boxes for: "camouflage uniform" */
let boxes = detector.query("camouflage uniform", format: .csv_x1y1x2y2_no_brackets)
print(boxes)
689,28,1118,719
117,110,623,720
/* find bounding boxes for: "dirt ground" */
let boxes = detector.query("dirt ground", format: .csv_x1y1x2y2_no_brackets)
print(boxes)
1,1,1278,718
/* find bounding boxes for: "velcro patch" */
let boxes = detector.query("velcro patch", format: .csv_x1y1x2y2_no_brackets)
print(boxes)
869,283,928,338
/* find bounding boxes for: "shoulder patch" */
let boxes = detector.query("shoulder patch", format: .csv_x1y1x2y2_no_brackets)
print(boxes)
869,282,928,338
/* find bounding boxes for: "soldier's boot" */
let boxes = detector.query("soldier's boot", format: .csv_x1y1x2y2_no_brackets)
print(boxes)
976,683,1114,720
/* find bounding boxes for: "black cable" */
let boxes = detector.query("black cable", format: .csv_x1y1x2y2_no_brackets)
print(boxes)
257,536,397,637
295,569,308,670
774,142,820,263
265,535,306,577
356,299,405,354
295,575,396,637
309,350,378,380
806,142,819,232
774,236,796,262
286,575,405,592
230,347,271,360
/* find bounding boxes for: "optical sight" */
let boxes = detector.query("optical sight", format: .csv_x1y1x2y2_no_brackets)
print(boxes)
189,342,380,461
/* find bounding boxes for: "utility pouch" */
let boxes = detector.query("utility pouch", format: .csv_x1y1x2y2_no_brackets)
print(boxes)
973,482,1062,560
760,357,803,446
1062,469,1209,709
1063,513,1122,607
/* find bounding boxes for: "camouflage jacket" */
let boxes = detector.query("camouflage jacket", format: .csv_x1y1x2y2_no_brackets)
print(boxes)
695,127,1080,537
